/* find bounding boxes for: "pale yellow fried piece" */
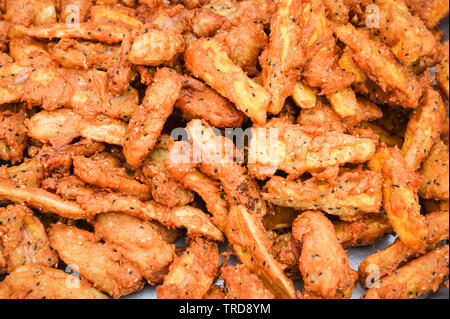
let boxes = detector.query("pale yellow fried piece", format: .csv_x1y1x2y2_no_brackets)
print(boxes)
9,22,127,44
90,4,143,29
8,37,49,65
333,23,426,108
0,157,43,187
359,210,449,287
4,0,56,26
327,87,359,118
435,41,449,98
419,140,449,200
404,0,449,28
0,205,57,274
292,211,358,299
259,0,304,114
263,168,383,221
0,177,89,220
141,136,194,207
49,223,144,298
292,81,318,109
0,62,33,104
362,244,449,299
73,155,151,201
128,27,184,66
58,0,93,23
185,38,270,124
221,264,274,299
226,205,296,299
175,75,244,128
402,87,446,170
185,119,269,216
156,237,219,299
26,108,127,147
248,121,376,180
93,212,175,285
124,68,182,168
0,264,108,299
334,213,393,248
0,104,27,164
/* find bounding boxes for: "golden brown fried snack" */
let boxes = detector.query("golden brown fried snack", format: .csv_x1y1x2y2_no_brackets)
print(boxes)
0,204,57,274
58,0,93,23
226,205,296,299
175,75,244,128
26,108,127,147
402,87,446,170
124,67,182,168
0,264,108,299
404,0,449,28
48,223,144,298
435,41,449,98
368,144,428,251
0,177,89,219
93,212,175,285
419,140,449,200
362,244,449,299
156,237,219,299
272,232,301,280
4,0,56,26
0,157,43,187
262,206,298,231
89,4,143,29
292,81,318,109
73,155,151,201
334,213,393,248
292,211,358,299
220,264,274,299
422,199,449,214
259,0,304,114
333,23,426,108
185,38,270,124
0,104,27,164
360,122,404,147
263,168,383,221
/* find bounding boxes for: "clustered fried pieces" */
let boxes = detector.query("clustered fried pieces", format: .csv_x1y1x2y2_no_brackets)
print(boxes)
0,0,448,300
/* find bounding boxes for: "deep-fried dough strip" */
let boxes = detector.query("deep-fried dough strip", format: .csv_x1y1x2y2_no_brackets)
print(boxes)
402,87,446,170
293,211,358,299
124,68,182,168
0,177,89,219
259,0,304,114
185,38,270,124
73,155,151,201
0,204,57,274
0,264,108,299
226,205,296,299
419,140,449,200
93,212,175,285
334,214,393,248
156,237,219,299
362,244,449,299
368,145,428,251
358,210,449,287
49,223,144,298
221,264,274,299
26,108,127,147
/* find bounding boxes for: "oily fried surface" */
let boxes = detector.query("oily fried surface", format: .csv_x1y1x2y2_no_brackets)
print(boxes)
0,204,57,274
293,211,358,299
419,140,449,200
0,264,108,299
405,0,449,28
156,237,219,299
0,104,27,163
48,223,144,298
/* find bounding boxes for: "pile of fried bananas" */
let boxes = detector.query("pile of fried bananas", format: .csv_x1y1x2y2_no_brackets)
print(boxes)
0,0,449,300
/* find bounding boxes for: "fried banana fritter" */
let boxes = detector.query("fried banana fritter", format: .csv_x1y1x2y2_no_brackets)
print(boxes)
405,0,449,28
419,140,449,200
0,104,27,163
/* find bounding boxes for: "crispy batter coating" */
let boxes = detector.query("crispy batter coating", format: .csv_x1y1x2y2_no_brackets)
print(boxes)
93,212,175,284
124,68,182,168
185,38,270,124
175,75,244,128
4,0,56,26
0,264,108,299
419,140,449,200
220,264,274,299
402,87,446,170
259,0,304,114
368,145,428,251
73,155,151,201
58,0,93,23
263,206,298,231
226,205,296,299
263,168,383,221
292,81,318,109
435,41,449,98
156,237,219,299
272,232,301,280
0,204,57,274
405,0,449,28
293,211,358,299
48,223,144,298
363,244,449,299
334,213,393,248
26,108,127,147
333,23,426,108
89,4,143,29
0,104,27,164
